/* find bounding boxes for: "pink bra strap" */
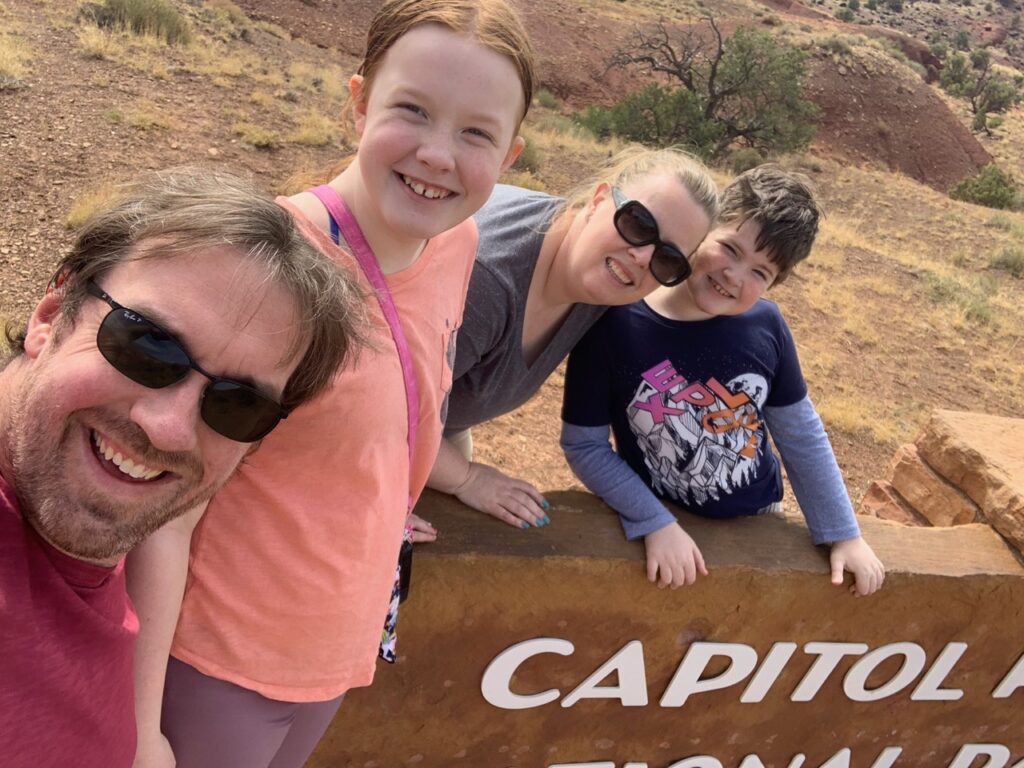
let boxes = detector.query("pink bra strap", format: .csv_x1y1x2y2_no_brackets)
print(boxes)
309,185,419,510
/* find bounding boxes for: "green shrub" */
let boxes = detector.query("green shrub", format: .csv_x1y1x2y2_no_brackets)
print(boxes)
865,0,878,8
535,88,559,109
580,23,818,160
950,165,1019,210
512,137,542,173
990,246,1024,278
924,272,993,323
886,0,903,10
822,35,854,56
848,0,861,9
728,147,764,173
836,8,855,21
83,0,190,45
984,213,1014,230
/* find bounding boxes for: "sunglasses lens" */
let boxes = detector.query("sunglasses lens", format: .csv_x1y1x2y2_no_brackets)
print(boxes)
615,202,658,246
202,381,284,443
651,247,692,287
97,309,191,388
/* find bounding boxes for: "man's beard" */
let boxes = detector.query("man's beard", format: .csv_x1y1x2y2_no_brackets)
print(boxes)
6,372,219,562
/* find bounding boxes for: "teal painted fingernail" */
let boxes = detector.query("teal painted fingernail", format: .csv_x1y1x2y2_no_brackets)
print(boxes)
543,516,551,525
541,499,551,510
521,522,530,530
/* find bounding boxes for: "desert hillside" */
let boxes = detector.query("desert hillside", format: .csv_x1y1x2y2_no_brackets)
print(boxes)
1,0,1022,506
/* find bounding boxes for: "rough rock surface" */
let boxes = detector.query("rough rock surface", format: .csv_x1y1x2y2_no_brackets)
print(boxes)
314,490,1024,768
917,410,1024,556
858,480,930,527
887,443,979,527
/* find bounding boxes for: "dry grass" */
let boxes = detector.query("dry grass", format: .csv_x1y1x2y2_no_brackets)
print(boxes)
815,388,909,447
91,0,191,46
232,121,280,149
288,109,340,146
204,0,251,41
255,20,290,40
285,59,348,102
107,100,175,130
77,24,174,79
77,26,121,60
249,89,276,108
65,182,124,230
0,28,31,87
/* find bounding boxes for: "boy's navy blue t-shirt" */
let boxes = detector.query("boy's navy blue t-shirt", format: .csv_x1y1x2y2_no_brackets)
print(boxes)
562,298,807,518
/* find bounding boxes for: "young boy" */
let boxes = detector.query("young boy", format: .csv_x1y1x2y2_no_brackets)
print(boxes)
560,165,884,596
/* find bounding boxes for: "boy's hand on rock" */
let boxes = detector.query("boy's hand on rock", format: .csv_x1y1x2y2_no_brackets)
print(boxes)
830,536,885,596
644,522,707,589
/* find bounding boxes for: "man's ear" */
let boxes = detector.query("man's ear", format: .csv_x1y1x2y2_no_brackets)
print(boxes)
349,74,367,139
23,290,63,360
500,135,526,174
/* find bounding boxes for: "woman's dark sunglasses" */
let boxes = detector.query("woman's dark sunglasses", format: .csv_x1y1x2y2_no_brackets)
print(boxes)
86,281,288,443
612,187,693,287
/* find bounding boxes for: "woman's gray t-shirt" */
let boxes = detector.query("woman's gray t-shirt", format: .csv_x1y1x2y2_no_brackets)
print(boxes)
445,184,606,433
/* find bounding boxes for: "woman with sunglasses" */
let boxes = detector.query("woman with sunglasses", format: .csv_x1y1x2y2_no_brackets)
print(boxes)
425,147,718,531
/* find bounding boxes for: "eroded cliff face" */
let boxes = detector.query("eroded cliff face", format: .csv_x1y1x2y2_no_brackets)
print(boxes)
229,0,992,193
861,409,1024,559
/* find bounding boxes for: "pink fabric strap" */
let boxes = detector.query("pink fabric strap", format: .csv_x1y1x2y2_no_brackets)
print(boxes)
309,185,419,510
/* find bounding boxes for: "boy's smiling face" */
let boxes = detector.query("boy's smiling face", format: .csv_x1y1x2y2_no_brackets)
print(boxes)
676,218,779,320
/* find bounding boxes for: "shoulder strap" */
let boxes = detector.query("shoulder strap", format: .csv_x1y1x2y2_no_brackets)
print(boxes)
308,185,420,510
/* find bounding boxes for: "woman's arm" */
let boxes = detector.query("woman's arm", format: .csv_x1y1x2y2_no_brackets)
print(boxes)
428,437,548,528
127,503,206,768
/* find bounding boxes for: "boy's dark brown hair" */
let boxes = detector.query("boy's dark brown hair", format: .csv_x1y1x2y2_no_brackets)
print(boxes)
718,164,821,285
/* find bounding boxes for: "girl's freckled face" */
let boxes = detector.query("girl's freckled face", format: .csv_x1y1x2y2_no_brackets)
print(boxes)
351,24,526,245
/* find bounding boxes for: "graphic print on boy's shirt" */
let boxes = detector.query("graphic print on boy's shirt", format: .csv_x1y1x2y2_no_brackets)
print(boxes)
627,357,769,508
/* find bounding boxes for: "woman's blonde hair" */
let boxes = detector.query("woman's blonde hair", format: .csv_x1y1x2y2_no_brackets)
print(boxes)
562,146,719,223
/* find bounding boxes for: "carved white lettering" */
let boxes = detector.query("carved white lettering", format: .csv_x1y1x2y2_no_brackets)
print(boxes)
660,643,758,707
992,651,1024,699
844,643,926,702
481,637,573,709
948,744,1010,768
666,758,723,768
791,643,868,701
741,643,798,703
911,643,967,701
562,640,648,708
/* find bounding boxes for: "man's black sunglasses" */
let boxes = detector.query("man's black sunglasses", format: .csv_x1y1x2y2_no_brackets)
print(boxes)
612,187,693,287
86,281,288,443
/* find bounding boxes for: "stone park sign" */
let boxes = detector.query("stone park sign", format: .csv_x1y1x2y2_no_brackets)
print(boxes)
310,412,1024,768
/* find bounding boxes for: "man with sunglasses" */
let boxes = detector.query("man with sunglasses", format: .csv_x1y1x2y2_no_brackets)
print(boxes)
0,168,363,768
562,165,885,598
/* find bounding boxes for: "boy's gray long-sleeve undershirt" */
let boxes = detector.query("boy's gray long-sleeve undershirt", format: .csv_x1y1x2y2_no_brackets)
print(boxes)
561,395,861,545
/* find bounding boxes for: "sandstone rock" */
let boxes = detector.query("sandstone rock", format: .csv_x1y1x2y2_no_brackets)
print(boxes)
887,443,979,526
858,480,929,527
917,410,1024,555
313,490,1024,767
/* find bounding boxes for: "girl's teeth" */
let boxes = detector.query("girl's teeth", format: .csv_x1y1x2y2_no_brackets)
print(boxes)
402,175,449,199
